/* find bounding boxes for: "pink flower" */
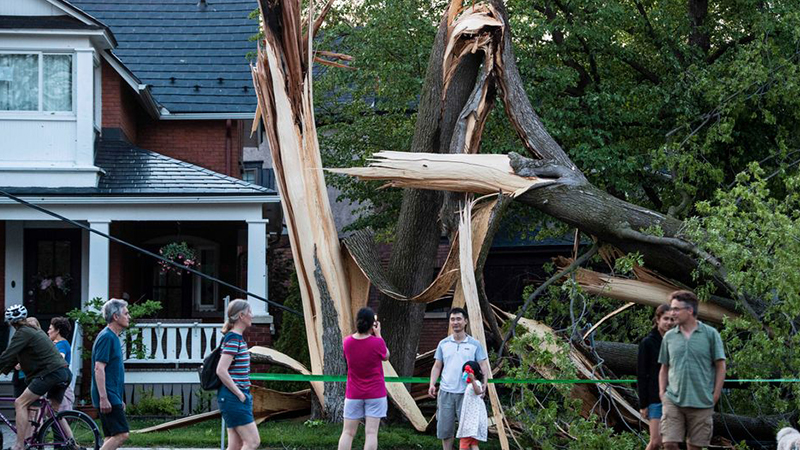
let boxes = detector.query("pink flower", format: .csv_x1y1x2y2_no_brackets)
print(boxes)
55,276,64,288
40,279,52,290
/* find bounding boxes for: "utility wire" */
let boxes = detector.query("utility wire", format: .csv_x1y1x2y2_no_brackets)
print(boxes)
0,189,302,317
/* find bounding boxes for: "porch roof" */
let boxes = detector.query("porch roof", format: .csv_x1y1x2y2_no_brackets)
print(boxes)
0,138,278,197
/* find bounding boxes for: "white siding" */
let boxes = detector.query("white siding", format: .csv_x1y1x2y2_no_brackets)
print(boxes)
0,118,77,162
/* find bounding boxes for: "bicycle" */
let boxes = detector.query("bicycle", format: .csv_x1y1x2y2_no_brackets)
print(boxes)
0,394,101,450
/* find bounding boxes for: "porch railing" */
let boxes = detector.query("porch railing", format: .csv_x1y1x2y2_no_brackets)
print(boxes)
122,322,222,365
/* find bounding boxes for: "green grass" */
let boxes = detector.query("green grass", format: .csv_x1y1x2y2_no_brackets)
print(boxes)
126,418,503,449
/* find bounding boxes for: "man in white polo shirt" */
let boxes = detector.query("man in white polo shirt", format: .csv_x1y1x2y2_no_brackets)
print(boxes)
428,307,490,450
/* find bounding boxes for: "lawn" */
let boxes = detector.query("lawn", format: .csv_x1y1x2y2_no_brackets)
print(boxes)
126,418,504,449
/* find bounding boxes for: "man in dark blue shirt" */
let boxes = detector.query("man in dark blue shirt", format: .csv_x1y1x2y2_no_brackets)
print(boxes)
91,299,130,450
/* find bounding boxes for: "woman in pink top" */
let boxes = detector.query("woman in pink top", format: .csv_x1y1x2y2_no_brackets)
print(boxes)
338,307,390,450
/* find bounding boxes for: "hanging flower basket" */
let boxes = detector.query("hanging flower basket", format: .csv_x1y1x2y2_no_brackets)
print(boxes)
158,242,199,275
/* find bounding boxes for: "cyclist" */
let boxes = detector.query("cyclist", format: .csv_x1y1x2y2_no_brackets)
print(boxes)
0,305,71,450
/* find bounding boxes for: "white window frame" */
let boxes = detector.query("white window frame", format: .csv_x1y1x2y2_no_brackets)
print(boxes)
0,51,76,117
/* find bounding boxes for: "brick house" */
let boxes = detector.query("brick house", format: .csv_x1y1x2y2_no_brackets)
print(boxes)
0,0,279,412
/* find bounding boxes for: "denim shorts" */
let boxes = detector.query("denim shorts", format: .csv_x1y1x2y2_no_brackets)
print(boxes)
218,385,254,428
647,402,663,420
343,397,387,420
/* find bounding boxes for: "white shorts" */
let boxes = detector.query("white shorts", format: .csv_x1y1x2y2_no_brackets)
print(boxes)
343,397,388,420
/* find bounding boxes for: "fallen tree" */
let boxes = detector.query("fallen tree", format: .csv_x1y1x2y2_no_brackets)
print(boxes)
245,0,800,446
330,0,800,445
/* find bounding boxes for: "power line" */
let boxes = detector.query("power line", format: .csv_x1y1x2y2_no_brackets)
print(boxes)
0,189,302,317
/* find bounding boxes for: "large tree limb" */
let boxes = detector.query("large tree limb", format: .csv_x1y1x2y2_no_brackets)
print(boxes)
488,0,582,170
458,201,511,449
570,267,737,323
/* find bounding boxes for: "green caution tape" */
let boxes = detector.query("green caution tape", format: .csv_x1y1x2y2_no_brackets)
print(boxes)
250,373,800,385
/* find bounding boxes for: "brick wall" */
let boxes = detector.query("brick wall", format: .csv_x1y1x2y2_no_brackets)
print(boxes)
245,325,272,347
137,119,242,177
101,61,139,143
101,61,244,178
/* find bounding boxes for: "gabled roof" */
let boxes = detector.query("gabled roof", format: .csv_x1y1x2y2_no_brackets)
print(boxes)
67,0,258,116
0,138,276,197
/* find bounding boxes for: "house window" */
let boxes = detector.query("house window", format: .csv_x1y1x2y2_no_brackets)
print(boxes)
242,161,263,185
0,53,73,112
242,168,258,184
193,246,219,312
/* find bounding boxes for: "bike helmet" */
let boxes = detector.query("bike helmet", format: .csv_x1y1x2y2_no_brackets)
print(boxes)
5,304,27,323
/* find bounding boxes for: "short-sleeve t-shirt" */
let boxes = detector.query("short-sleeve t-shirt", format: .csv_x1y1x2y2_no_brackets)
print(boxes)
343,335,387,399
91,327,125,407
434,334,487,394
55,340,72,365
658,321,726,408
222,332,251,390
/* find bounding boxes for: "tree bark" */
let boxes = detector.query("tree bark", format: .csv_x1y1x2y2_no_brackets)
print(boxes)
378,14,483,377
591,341,638,376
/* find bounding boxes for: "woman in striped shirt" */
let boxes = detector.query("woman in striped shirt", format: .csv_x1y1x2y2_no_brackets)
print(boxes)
216,299,260,450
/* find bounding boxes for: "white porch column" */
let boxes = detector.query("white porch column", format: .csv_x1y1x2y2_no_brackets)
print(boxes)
4,222,24,308
87,220,110,304
246,219,270,323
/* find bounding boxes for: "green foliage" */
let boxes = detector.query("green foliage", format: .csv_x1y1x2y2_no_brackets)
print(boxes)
127,391,181,417
613,252,644,276
683,164,800,416
192,389,215,415
66,297,162,360
507,333,642,449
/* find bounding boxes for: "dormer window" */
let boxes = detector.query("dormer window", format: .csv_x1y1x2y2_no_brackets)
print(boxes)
0,53,73,112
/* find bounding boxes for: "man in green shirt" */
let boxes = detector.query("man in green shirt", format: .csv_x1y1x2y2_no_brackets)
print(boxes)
0,305,71,450
658,290,726,450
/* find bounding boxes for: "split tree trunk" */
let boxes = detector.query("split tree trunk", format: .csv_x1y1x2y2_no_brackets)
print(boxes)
378,16,484,378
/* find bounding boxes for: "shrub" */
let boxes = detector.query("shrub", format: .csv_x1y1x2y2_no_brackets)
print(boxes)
127,391,181,417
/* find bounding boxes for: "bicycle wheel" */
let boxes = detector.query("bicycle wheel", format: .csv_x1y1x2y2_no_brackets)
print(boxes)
37,410,101,450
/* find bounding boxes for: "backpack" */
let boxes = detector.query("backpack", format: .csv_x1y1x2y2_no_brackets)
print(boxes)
198,343,223,390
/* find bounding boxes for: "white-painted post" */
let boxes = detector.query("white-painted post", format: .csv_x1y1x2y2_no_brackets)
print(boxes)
4,222,23,308
87,220,110,304
220,296,229,450
246,219,270,323
75,48,95,167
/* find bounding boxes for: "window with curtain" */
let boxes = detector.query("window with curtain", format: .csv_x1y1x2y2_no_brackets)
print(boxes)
0,53,73,112
43,55,72,112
